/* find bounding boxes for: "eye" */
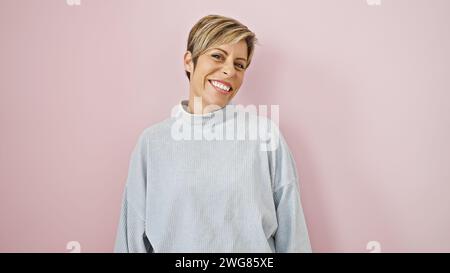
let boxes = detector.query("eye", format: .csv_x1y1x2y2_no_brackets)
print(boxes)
211,54,222,60
236,63,245,70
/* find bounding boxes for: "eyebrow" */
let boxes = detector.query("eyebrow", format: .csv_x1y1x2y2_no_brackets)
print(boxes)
211,48,248,62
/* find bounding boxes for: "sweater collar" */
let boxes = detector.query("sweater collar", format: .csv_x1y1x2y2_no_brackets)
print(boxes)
177,99,235,126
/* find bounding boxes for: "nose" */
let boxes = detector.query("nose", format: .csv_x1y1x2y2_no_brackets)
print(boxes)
222,60,236,77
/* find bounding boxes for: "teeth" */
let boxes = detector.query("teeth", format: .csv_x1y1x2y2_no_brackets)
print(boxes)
211,80,231,91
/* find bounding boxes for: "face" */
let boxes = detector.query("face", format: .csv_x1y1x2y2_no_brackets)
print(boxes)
184,40,248,111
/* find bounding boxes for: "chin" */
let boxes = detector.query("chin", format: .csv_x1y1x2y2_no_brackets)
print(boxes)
205,98,227,109
202,91,227,106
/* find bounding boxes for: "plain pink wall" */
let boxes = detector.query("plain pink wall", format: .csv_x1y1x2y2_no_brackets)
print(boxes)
1,0,449,252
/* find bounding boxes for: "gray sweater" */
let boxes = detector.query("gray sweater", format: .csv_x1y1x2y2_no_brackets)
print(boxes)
114,100,311,253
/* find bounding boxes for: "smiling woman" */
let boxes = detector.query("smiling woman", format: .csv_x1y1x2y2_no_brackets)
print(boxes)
183,15,257,113
114,14,312,253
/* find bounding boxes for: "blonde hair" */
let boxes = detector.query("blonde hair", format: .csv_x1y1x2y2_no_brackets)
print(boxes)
185,14,258,80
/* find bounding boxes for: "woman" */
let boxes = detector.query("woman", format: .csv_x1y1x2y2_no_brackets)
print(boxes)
114,14,311,253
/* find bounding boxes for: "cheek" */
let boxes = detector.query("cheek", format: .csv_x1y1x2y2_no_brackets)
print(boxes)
235,74,244,86
195,63,216,81
203,62,220,74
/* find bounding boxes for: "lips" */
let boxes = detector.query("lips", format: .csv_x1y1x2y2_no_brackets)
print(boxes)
212,79,232,88
208,80,233,95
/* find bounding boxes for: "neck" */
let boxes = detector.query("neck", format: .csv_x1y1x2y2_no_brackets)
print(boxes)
187,95,226,115
177,98,237,129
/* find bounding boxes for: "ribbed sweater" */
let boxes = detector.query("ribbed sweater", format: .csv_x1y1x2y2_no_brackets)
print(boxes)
114,100,311,253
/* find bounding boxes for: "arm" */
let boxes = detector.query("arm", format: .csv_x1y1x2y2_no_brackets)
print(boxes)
273,181,311,253
114,131,152,253
272,132,312,253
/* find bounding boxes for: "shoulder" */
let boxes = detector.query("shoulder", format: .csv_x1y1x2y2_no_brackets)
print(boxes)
130,117,174,152
138,117,173,141
230,104,281,132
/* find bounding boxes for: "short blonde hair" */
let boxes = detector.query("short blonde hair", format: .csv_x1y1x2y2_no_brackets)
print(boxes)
185,14,258,80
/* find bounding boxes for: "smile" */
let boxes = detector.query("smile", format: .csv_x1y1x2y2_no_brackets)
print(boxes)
208,80,233,94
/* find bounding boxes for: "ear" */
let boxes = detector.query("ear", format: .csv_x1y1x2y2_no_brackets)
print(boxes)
184,51,194,74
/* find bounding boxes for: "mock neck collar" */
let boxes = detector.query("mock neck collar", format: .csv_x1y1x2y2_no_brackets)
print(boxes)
177,99,235,126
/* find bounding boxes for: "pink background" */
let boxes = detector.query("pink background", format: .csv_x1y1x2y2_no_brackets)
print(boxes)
1,0,449,252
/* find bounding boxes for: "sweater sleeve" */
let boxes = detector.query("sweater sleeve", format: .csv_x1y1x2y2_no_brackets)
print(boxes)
271,131,312,253
114,131,153,253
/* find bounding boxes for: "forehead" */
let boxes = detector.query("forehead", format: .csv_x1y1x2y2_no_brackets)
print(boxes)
208,40,248,57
